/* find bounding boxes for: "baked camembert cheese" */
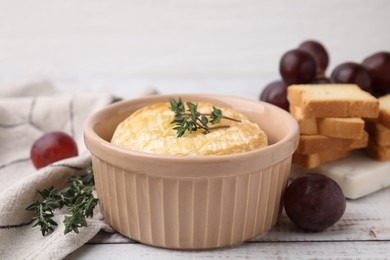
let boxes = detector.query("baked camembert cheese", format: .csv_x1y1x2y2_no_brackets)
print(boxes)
111,101,268,156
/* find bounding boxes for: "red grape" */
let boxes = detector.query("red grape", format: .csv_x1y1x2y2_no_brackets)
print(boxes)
260,80,289,111
284,174,346,232
30,131,78,169
362,51,390,95
279,49,317,85
311,77,331,84
330,62,372,93
298,40,329,75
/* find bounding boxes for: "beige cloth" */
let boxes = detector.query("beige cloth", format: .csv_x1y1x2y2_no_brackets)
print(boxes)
0,80,119,259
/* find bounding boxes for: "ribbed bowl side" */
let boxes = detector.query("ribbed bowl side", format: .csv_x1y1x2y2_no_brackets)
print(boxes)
92,155,292,249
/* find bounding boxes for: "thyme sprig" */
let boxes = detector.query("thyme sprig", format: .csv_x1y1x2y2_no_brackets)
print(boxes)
25,186,60,236
169,97,241,137
26,165,99,236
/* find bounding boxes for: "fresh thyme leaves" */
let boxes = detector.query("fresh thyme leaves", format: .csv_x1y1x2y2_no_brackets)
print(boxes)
25,186,60,236
210,106,223,124
25,165,99,236
169,97,241,137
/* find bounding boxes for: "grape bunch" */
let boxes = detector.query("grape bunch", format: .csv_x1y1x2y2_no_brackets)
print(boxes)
260,40,390,110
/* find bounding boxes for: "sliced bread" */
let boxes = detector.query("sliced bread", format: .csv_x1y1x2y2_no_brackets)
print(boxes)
366,140,390,161
295,114,365,139
287,84,379,118
365,121,390,146
296,131,368,154
293,150,351,169
377,94,390,129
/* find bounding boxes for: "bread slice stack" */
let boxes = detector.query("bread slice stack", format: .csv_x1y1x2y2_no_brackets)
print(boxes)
287,84,379,169
365,94,390,160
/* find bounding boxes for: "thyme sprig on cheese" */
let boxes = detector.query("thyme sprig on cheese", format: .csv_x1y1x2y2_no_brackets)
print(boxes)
169,98,241,138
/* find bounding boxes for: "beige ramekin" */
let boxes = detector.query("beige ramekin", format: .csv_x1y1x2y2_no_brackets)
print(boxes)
84,94,299,249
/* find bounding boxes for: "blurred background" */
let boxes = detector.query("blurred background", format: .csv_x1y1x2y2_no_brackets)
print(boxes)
0,0,389,98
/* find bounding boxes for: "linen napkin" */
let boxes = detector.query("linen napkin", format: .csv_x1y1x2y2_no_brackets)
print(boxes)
0,79,142,259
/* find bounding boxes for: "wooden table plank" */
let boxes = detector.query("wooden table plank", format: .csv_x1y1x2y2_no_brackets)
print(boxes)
67,241,390,259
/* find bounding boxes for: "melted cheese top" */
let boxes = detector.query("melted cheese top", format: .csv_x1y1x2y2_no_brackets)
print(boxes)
111,102,268,156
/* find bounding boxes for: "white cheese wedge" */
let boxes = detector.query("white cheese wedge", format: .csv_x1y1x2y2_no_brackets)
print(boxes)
111,102,268,156
291,150,390,199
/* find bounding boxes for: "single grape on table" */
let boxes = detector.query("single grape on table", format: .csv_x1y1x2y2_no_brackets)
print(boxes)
284,174,346,232
30,131,78,169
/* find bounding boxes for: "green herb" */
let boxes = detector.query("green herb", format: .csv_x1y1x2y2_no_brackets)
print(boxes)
25,186,60,236
26,165,99,236
169,97,241,137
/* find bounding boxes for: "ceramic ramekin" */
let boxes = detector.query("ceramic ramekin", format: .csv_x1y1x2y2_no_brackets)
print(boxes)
84,94,299,249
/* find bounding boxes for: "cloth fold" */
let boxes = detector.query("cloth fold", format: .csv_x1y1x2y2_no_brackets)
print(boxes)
0,80,124,259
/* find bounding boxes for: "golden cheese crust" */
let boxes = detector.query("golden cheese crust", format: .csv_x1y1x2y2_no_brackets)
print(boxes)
111,102,268,156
